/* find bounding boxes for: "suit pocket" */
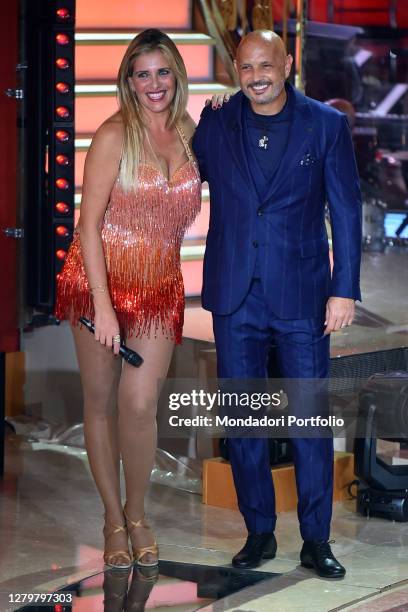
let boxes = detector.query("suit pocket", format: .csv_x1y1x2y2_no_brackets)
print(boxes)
300,237,329,258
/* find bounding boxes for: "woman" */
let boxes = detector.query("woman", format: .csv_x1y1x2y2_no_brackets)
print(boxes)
55,29,225,569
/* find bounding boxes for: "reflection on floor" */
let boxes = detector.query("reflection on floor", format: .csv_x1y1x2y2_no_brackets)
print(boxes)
1,437,408,612
17,562,275,611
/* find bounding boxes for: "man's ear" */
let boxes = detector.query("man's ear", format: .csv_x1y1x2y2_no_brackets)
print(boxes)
233,59,238,74
285,54,293,79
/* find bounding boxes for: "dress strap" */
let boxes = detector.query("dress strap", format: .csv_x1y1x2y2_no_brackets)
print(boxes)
176,122,194,163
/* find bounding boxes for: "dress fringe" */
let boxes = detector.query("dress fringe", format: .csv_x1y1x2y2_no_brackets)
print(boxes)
55,160,201,347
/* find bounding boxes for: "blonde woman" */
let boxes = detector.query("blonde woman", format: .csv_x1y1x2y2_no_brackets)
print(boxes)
56,29,215,569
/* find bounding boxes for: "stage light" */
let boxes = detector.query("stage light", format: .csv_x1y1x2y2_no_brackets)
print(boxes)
56,33,69,46
56,8,70,20
56,249,67,261
55,130,70,142
56,58,70,70
56,154,69,166
55,202,70,214
56,106,70,119
25,1,75,309
56,178,69,190
56,82,70,94
56,225,70,237
355,373,408,521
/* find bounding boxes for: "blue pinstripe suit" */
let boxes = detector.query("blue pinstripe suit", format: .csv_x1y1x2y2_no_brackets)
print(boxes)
192,84,362,540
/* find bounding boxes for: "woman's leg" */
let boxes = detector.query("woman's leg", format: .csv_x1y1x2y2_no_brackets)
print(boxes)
71,324,129,563
118,329,174,562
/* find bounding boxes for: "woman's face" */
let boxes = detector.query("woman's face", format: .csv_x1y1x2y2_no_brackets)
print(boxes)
128,49,176,116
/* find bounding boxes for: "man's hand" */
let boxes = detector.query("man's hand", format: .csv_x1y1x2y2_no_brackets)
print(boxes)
324,297,355,335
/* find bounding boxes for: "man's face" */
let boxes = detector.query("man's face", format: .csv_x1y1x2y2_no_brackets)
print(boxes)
235,39,292,108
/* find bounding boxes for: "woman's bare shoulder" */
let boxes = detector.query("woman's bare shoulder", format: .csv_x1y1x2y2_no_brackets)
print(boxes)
91,112,124,152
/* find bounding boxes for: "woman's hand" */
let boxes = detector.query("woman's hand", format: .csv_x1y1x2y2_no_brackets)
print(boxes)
204,93,231,109
93,295,121,355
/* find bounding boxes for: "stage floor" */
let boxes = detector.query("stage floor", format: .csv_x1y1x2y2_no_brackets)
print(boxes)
1,435,408,611
183,249,408,358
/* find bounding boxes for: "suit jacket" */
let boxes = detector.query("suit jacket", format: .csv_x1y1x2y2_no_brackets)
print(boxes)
192,83,362,318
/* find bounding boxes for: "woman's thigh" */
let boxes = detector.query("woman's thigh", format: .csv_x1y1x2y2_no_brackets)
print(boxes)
118,329,175,409
71,323,122,405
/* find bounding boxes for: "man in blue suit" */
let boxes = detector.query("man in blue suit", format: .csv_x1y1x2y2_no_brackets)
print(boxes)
193,31,362,578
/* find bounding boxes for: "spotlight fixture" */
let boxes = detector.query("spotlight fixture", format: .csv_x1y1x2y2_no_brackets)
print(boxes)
56,58,70,70
56,154,70,166
55,202,70,214
55,249,67,260
355,372,408,522
55,225,70,237
56,32,70,46
55,129,70,142
56,81,70,94
55,105,70,119
55,178,69,190
56,7,70,20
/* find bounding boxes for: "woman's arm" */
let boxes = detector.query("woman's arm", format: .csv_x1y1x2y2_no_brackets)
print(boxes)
79,116,123,352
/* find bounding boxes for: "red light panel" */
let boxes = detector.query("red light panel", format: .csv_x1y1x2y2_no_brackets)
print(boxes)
56,106,70,119
56,249,67,260
56,8,70,20
56,202,70,214
56,178,69,190
56,33,70,46
56,58,70,70
56,130,70,142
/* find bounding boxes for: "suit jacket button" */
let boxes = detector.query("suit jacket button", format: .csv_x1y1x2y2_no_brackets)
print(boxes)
253,240,258,248
257,210,263,216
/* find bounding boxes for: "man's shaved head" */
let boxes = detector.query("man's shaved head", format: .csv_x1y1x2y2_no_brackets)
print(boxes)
237,30,287,64
234,30,293,114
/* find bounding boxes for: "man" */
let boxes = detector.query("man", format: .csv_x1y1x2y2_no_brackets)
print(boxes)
193,31,361,578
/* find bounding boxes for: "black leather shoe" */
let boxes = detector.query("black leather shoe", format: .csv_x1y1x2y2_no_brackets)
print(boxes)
232,533,277,569
300,540,346,579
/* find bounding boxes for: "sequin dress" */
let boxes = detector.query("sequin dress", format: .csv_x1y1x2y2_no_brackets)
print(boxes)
55,125,201,344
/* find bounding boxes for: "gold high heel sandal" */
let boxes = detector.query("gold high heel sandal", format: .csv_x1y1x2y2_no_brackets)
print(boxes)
124,508,159,567
103,517,133,569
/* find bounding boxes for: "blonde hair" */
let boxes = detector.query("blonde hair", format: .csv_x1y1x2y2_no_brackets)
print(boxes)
116,29,189,191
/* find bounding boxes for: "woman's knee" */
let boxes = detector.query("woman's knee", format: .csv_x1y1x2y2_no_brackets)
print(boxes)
82,383,119,417
118,392,157,425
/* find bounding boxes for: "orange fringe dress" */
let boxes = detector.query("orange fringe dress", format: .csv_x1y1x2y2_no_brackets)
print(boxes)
55,131,201,345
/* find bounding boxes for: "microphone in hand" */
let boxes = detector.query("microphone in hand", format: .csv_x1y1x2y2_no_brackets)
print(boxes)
79,317,143,368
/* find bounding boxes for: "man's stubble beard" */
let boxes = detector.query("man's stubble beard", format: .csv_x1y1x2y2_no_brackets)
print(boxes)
244,79,285,106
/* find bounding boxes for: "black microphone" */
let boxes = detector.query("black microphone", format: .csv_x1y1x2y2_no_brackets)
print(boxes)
79,317,144,368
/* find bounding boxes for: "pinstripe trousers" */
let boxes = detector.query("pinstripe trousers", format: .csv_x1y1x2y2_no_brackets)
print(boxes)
213,278,334,541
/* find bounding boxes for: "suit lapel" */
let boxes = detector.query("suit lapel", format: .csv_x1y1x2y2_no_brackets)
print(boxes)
219,92,259,197
217,87,315,203
261,86,314,205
